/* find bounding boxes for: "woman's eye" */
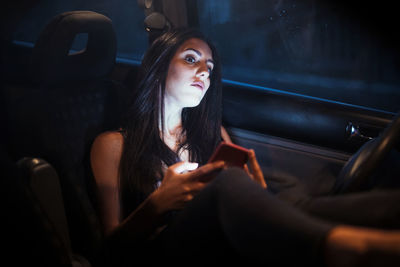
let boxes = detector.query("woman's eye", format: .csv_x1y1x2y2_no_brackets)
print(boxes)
185,56,196,63
207,67,213,74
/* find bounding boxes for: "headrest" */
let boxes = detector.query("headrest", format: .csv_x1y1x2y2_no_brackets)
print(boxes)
30,11,116,84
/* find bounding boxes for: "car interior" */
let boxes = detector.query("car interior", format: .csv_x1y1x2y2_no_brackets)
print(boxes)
1,0,399,266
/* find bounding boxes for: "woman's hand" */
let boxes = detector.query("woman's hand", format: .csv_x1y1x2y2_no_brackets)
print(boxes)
149,161,225,214
244,149,267,189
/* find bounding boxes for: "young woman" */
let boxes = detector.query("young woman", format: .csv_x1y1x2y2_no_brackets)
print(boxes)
90,28,400,266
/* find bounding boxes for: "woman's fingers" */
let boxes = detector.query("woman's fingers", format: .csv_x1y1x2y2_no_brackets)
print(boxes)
244,164,252,177
189,181,208,194
248,150,261,173
247,149,267,189
169,161,199,174
188,160,225,180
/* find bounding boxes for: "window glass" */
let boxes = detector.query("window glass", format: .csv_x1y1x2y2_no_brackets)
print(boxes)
12,0,147,61
196,0,400,113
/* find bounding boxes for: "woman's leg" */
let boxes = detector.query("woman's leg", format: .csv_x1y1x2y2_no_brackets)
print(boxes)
297,189,400,229
269,161,400,229
162,167,333,266
325,225,400,267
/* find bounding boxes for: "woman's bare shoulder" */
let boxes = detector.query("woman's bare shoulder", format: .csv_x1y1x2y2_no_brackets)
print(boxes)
92,131,124,154
91,131,124,184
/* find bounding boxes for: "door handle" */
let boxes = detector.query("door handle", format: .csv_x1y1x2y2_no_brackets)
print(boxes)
346,122,374,142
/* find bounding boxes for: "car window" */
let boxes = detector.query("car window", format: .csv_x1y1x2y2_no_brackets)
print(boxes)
195,0,400,113
12,0,147,62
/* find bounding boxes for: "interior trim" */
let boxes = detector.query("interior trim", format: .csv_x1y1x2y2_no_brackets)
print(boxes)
229,127,352,162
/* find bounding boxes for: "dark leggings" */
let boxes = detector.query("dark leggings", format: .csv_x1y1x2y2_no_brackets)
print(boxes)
288,189,400,229
153,168,333,266
269,158,400,230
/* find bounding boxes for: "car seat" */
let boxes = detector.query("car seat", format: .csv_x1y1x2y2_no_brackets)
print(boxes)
1,148,72,266
3,10,124,264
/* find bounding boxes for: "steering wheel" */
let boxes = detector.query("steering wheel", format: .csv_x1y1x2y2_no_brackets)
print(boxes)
333,112,400,194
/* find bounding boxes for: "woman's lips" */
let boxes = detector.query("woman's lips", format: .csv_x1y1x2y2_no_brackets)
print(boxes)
191,81,204,90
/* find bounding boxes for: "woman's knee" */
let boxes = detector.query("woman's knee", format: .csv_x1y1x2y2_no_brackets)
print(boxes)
209,167,262,197
213,167,249,186
216,167,249,183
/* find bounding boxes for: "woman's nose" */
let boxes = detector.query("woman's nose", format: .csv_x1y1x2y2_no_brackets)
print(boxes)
196,63,209,79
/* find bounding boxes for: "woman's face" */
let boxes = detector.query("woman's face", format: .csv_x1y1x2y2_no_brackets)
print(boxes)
165,38,214,108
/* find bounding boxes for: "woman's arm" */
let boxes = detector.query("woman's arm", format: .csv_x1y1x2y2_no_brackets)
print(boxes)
90,131,226,244
90,132,164,244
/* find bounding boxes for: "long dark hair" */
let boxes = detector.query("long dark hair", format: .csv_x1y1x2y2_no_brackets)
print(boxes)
119,28,222,217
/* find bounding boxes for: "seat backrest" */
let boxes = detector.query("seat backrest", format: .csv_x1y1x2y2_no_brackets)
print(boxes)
17,157,72,256
17,157,92,267
0,148,71,267
30,11,116,85
4,10,124,263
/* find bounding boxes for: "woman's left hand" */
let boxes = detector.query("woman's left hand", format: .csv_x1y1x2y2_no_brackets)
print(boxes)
244,149,267,189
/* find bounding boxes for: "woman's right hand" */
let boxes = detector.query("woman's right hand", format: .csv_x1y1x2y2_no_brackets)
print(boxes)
149,161,225,214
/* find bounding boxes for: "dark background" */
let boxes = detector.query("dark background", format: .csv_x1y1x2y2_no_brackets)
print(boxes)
2,0,399,112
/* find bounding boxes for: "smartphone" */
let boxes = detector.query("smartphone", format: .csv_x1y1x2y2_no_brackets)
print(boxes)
208,141,250,168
